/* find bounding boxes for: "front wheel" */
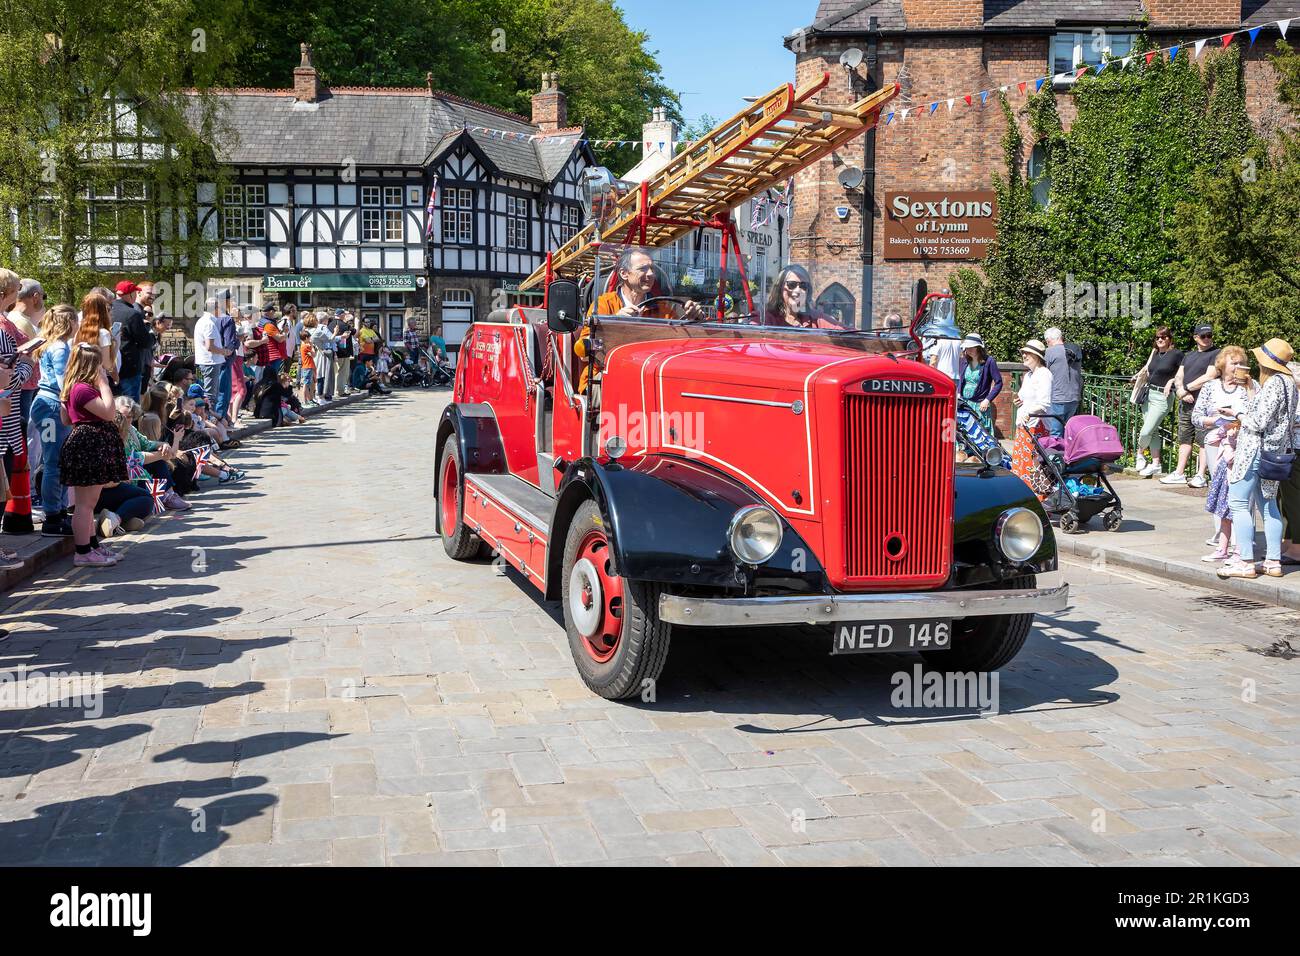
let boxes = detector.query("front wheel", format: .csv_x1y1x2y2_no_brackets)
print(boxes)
561,500,671,700
921,574,1036,672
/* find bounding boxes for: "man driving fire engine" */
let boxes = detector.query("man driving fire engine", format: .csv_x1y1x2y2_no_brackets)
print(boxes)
575,247,703,391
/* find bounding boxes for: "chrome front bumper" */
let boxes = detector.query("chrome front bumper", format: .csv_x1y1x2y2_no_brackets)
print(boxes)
658,584,1069,628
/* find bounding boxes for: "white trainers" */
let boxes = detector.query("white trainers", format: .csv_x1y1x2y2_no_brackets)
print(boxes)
1140,462,1161,478
1159,471,1187,485
96,510,121,538
1187,474,1208,489
1133,453,1148,472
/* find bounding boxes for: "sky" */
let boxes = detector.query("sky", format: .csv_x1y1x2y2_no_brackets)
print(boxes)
620,0,809,129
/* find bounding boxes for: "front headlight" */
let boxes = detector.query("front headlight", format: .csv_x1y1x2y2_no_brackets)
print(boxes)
729,505,783,565
996,507,1043,563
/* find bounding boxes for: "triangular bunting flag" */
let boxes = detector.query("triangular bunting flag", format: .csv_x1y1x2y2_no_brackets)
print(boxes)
999,85,1008,93
1145,50,1157,66
1281,19,1290,38
886,111,894,124
1194,38,1207,58
1170,45,1180,59
1075,66,1087,79
963,94,972,106
1035,77,1045,92
1249,27,1261,45
1018,81,1026,94
929,101,939,114
1121,56,1132,68
981,90,990,105
1221,33,1234,48
946,98,954,111
1096,61,1108,75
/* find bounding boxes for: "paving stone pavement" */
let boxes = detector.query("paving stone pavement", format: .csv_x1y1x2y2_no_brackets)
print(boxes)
1,390,1297,866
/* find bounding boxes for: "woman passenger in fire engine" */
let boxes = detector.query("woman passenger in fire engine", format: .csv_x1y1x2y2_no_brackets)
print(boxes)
763,265,841,329
1011,339,1055,499
576,247,703,391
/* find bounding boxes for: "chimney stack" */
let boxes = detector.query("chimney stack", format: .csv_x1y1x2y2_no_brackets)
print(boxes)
293,42,321,103
641,107,677,162
531,72,567,131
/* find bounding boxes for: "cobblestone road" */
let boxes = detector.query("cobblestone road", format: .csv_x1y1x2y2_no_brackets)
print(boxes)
2,390,1297,866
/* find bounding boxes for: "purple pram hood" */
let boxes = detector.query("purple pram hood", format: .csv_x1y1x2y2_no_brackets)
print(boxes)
1061,415,1124,464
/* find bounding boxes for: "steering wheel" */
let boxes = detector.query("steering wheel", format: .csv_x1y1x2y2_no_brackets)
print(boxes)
627,296,708,322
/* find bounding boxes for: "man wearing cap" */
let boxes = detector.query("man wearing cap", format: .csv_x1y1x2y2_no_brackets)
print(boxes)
1043,327,1083,438
1163,325,1221,487
112,280,151,401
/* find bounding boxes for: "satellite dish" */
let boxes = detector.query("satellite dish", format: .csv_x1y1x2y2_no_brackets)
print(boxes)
837,166,864,190
839,48,864,70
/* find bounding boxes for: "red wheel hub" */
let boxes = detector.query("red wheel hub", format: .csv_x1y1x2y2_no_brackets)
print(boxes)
570,530,625,663
440,454,459,534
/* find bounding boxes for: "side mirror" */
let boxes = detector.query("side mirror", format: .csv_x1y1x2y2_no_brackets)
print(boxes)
547,280,581,334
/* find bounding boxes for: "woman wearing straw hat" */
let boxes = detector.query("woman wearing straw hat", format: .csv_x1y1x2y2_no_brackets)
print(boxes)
1218,338,1297,580
1011,339,1053,497
959,332,1001,434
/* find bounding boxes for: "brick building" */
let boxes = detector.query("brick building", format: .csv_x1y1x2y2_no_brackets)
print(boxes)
787,0,1298,327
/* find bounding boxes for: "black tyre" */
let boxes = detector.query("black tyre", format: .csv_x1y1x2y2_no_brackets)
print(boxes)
1059,511,1080,534
1103,509,1123,531
921,573,1036,672
438,435,482,560
561,500,671,700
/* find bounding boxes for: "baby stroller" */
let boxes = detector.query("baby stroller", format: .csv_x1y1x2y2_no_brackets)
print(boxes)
1030,414,1124,533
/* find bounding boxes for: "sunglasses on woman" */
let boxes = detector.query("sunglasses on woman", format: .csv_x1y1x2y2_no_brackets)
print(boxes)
783,280,809,291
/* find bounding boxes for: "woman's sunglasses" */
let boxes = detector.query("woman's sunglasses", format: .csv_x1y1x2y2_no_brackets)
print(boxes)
783,280,809,291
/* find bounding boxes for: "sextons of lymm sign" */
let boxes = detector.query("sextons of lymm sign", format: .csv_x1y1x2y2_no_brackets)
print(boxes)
883,191,997,261
262,273,419,292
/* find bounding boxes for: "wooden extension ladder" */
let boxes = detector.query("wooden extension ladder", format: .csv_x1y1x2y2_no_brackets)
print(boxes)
519,74,900,291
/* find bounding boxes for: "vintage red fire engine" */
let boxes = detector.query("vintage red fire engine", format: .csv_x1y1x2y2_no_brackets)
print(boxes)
435,77,1068,699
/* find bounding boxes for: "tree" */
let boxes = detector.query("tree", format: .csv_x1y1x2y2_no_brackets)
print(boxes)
0,0,245,302
1173,41,1300,346
235,0,681,171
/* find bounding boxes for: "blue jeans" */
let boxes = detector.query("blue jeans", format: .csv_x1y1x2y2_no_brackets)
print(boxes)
31,393,69,515
1228,456,1283,562
1046,401,1078,438
97,482,153,523
198,363,222,405
216,361,233,420
118,373,142,402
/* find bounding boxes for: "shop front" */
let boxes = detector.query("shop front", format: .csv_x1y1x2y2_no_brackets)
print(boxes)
260,272,431,344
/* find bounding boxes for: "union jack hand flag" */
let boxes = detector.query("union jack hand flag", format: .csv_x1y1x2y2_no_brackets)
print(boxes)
143,479,169,515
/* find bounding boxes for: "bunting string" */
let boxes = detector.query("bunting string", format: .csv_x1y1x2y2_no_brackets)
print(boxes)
454,18,1290,146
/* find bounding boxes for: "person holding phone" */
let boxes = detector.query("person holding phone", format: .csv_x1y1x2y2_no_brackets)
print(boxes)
59,343,127,567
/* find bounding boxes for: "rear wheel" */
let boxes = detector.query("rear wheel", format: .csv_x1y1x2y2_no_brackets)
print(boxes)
921,573,1036,672
439,435,481,560
561,500,671,700
1103,509,1123,531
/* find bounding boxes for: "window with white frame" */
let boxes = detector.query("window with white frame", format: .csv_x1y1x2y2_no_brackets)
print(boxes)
386,291,405,308
361,185,403,243
506,195,529,250
92,180,148,241
362,291,382,309
222,183,266,240
442,188,473,244
561,205,580,243
1052,30,1135,79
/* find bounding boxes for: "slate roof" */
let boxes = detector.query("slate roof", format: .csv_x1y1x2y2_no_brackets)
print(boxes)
809,0,1288,31
194,87,582,183
983,0,1144,28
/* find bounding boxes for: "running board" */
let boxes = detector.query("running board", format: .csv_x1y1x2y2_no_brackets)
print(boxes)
462,473,555,591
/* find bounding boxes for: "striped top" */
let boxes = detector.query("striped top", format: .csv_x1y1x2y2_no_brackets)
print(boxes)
0,326,33,454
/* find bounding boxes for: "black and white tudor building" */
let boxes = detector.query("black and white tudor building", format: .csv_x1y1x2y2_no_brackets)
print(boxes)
194,47,591,352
